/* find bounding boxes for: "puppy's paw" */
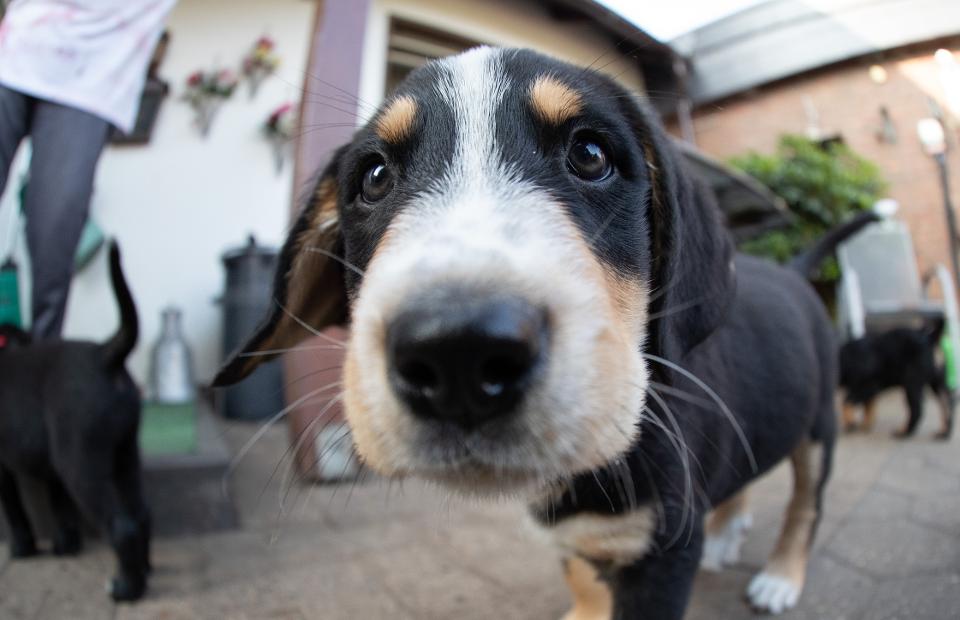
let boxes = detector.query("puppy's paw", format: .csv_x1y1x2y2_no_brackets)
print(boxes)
108,574,146,602
934,429,952,441
892,429,912,440
746,571,801,615
701,513,752,571
9,538,38,558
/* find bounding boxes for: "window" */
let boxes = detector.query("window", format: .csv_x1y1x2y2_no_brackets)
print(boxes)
385,20,480,95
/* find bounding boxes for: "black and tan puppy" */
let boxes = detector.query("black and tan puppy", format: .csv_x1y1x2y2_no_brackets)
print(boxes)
840,320,955,439
0,243,150,601
216,48,845,618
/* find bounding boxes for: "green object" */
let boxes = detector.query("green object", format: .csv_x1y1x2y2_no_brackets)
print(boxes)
74,218,105,272
730,135,888,283
942,334,958,391
139,402,197,455
0,258,22,327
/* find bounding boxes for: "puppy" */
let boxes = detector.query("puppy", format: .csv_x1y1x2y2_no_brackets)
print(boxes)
840,319,955,439
0,243,150,601
216,48,845,618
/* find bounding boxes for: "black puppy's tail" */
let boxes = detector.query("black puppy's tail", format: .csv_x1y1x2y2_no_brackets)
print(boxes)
101,242,139,368
788,210,880,279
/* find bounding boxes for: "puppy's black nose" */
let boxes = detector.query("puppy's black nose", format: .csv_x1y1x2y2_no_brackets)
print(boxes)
387,294,548,428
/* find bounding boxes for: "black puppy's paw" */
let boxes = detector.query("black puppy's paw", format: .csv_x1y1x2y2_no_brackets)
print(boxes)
9,538,38,558
52,529,83,556
934,430,952,441
109,574,147,602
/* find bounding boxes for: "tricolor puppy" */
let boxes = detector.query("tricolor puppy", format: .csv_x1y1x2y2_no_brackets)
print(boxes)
216,48,839,619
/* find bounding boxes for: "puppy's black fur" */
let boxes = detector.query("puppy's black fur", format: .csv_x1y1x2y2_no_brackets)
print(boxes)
214,49,874,618
840,320,955,439
0,243,150,601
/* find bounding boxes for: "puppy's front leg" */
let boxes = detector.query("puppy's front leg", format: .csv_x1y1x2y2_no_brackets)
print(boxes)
610,525,704,620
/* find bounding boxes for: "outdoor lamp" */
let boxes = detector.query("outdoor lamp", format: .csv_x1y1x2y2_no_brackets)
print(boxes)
917,117,946,156
916,116,960,289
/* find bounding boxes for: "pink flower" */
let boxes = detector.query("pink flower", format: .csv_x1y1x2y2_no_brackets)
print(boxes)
186,71,203,87
256,36,274,51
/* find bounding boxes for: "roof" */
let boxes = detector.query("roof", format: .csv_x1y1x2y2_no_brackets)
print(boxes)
673,0,960,104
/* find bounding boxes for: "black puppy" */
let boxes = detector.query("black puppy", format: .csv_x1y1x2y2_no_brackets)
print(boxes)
0,242,149,601
840,319,954,439
215,48,869,617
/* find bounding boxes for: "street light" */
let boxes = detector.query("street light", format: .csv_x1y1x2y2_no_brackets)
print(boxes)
917,117,960,291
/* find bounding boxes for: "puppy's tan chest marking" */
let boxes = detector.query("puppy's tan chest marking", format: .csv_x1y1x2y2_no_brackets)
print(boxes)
562,556,613,620
529,75,583,125
545,508,657,566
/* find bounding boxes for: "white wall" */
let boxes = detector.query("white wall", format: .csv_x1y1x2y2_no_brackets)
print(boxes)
0,0,315,387
358,0,647,121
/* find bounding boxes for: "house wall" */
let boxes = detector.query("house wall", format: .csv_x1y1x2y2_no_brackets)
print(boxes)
357,0,646,121
682,43,960,288
0,0,315,387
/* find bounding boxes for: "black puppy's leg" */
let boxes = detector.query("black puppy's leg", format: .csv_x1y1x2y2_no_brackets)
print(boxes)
610,522,704,620
929,374,954,440
113,436,151,575
48,476,83,555
747,439,827,614
895,384,924,438
0,466,38,558
67,468,147,601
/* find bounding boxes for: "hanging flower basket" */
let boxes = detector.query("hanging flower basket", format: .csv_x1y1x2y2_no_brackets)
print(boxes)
243,36,280,99
263,102,297,174
183,69,237,137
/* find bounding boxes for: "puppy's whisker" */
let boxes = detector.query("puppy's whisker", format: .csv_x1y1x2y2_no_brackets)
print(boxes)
643,353,758,473
304,246,366,276
276,302,345,348
647,296,711,322
648,380,746,478
647,380,716,411
260,389,343,507
643,391,695,549
279,395,346,509
239,344,344,358
222,383,341,497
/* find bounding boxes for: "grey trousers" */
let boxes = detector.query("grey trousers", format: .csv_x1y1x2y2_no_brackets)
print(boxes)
0,84,111,340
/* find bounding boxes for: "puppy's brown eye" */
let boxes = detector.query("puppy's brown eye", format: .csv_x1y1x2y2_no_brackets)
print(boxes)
361,161,393,203
567,136,612,181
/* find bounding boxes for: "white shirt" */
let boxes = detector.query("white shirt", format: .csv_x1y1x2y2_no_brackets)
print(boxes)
0,0,177,133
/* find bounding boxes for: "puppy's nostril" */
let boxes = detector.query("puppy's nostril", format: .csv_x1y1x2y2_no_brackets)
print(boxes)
398,360,439,394
479,353,532,397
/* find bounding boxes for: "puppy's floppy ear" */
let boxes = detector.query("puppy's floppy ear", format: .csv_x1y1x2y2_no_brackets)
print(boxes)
633,103,735,359
213,147,349,386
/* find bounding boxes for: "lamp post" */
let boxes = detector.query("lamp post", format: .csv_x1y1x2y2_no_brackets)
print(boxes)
917,117,960,290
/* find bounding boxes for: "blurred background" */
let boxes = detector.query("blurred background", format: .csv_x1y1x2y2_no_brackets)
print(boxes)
1,1,959,618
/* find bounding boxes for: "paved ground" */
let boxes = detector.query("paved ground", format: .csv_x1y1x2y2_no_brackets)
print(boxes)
1,393,958,619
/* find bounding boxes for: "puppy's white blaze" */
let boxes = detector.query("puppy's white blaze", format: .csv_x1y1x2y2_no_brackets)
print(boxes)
344,47,647,493
436,46,509,188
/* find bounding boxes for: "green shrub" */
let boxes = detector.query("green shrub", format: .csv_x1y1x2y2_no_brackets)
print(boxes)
730,135,887,281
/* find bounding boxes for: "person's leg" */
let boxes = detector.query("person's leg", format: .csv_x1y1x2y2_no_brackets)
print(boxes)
0,85,31,200
23,99,110,340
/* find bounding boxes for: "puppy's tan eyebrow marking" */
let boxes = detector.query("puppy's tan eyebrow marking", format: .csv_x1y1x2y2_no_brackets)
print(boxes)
375,95,417,143
530,75,583,125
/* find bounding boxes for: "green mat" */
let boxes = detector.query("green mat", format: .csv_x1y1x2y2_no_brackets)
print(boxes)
140,402,197,455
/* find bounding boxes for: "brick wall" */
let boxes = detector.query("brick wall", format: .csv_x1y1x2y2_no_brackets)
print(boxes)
678,43,960,291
